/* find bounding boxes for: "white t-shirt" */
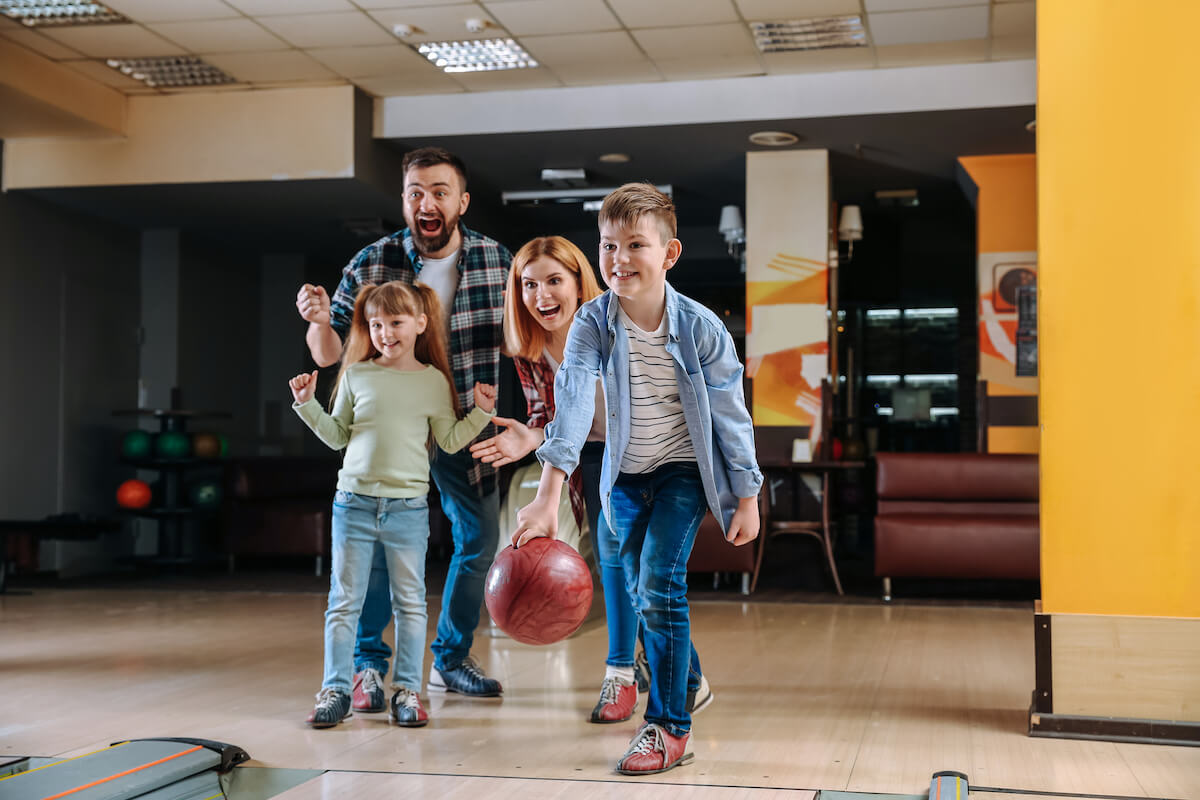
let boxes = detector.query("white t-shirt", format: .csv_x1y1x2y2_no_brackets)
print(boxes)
616,304,695,474
545,350,605,443
417,250,459,331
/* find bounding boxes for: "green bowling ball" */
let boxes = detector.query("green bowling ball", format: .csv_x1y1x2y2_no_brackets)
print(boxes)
155,431,191,459
121,430,153,460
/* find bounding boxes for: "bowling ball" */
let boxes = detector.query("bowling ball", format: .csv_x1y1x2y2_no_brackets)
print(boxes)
484,538,593,646
116,479,153,509
121,430,153,460
191,433,221,459
188,480,222,509
155,431,190,459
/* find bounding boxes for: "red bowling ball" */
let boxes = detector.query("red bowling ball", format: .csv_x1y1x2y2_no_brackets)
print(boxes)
485,538,593,646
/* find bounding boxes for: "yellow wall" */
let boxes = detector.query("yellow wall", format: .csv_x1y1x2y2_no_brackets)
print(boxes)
1039,1,1200,616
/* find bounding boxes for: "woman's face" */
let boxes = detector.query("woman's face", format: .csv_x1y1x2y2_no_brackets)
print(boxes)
520,255,582,335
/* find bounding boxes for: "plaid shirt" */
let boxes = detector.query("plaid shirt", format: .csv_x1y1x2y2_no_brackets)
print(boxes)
330,224,511,492
512,355,586,529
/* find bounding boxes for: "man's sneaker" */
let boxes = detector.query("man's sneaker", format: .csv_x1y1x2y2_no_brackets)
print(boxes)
389,687,429,727
615,723,693,775
352,667,386,713
634,649,651,693
306,688,352,729
589,677,637,724
686,674,714,714
428,656,502,697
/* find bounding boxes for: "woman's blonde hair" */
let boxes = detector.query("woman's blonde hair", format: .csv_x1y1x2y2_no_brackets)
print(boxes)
333,281,459,417
503,236,603,361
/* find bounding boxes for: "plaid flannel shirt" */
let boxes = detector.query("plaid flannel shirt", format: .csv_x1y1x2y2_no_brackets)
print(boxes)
512,355,586,529
330,224,511,493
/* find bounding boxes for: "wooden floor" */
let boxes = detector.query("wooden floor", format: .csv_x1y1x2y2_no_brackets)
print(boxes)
1,583,1197,800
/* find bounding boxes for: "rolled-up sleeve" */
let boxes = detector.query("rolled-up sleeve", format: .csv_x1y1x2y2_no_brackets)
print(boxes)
536,312,603,476
699,320,763,499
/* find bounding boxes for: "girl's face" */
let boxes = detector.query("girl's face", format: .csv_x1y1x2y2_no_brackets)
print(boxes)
520,256,582,335
368,310,427,367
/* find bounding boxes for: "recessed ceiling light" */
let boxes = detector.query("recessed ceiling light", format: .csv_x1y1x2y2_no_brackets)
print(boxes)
598,153,631,164
749,16,866,53
748,130,799,147
416,39,537,73
1,0,127,26
105,56,235,89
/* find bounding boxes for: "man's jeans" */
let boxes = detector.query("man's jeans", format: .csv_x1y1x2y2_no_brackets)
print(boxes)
324,491,430,692
355,448,499,675
609,462,707,736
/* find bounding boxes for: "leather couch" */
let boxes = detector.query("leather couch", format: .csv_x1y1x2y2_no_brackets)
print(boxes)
686,510,764,595
874,452,1039,600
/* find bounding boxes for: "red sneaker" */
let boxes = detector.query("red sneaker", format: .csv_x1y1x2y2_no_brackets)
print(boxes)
615,723,693,775
589,677,636,723
352,668,385,713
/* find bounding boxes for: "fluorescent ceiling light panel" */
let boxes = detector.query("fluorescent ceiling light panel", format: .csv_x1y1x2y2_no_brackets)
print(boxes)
1,0,127,26
750,16,866,53
105,56,235,88
416,38,538,73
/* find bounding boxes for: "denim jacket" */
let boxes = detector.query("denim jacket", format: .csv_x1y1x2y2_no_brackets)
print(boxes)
537,283,763,533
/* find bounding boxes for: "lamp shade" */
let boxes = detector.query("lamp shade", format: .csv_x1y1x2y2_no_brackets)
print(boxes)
718,204,744,239
838,205,863,241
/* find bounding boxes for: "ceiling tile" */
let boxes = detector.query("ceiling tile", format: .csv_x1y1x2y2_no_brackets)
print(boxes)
993,2,1035,38
763,46,875,73
149,19,289,53
223,0,353,14
867,6,989,46
307,43,432,77
2,28,84,59
483,0,620,36
552,59,662,86
633,23,756,59
608,0,738,29
734,0,861,21
653,54,763,80
203,49,338,81
256,12,395,48
103,0,240,22
990,34,1034,61
366,4,502,44
61,58,146,88
865,0,984,11
521,31,642,65
353,72,465,96
39,24,188,58
451,67,561,91
875,37,986,67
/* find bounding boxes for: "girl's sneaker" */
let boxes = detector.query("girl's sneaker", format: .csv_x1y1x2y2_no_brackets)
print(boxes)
306,688,352,729
352,667,386,713
589,676,637,723
615,723,693,775
389,687,430,727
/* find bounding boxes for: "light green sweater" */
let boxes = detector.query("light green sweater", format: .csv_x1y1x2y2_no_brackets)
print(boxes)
294,362,493,498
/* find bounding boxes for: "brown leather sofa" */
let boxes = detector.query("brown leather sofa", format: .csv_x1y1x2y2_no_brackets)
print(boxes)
874,452,1039,601
687,510,764,595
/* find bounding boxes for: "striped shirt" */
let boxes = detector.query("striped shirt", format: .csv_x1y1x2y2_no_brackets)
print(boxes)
329,224,511,492
617,303,696,474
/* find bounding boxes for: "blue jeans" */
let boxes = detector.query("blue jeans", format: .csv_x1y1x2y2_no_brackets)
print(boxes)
609,462,707,736
325,491,430,692
581,442,639,667
356,449,500,674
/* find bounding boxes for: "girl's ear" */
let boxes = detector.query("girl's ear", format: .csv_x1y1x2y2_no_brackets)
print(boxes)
416,313,428,334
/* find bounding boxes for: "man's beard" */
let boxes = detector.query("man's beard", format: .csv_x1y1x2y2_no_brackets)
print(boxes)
410,213,458,255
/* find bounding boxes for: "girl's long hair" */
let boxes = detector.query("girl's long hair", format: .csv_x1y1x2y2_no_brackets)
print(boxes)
332,281,459,417
503,236,603,361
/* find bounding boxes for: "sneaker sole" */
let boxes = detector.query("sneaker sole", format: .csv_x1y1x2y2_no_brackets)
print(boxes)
427,676,502,698
588,711,635,724
689,691,714,715
307,711,353,729
615,752,694,776
388,713,429,728
353,704,386,714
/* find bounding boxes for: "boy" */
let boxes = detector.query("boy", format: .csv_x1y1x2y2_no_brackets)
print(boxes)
513,183,762,775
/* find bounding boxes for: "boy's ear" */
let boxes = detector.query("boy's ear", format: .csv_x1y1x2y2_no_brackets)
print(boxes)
664,238,683,270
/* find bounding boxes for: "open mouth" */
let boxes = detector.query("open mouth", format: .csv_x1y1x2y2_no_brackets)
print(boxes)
418,216,443,235
612,270,637,280
537,304,561,319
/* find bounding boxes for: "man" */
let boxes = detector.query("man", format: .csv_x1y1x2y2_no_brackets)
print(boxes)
296,147,510,708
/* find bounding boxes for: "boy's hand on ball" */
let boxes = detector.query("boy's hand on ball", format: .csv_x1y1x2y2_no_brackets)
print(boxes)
513,497,558,548
473,382,497,413
289,370,318,404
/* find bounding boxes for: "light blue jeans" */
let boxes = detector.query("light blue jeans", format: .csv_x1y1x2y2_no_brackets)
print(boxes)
324,490,430,693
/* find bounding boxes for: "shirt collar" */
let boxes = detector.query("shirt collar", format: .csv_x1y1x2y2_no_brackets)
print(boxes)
606,283,680,343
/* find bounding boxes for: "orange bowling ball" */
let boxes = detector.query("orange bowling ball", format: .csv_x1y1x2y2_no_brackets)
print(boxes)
116,479,153,509
485,538,593,645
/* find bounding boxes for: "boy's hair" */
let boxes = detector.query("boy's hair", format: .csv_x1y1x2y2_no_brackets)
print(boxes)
503,236,603,361
401,147,468,191
598,182,676,244
334,281,459,417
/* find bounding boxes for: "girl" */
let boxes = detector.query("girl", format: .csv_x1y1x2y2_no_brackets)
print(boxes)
469,236,711,724
290,280,496,729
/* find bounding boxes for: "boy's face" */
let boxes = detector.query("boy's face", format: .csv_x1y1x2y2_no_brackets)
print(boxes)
598,216,681,306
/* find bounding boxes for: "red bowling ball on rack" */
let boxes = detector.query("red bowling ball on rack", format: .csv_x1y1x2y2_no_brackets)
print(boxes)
484,537,593,646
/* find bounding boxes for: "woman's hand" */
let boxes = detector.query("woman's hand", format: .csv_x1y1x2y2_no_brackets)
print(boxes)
468,417,544,467
473,382,497,413
289,370,318,404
